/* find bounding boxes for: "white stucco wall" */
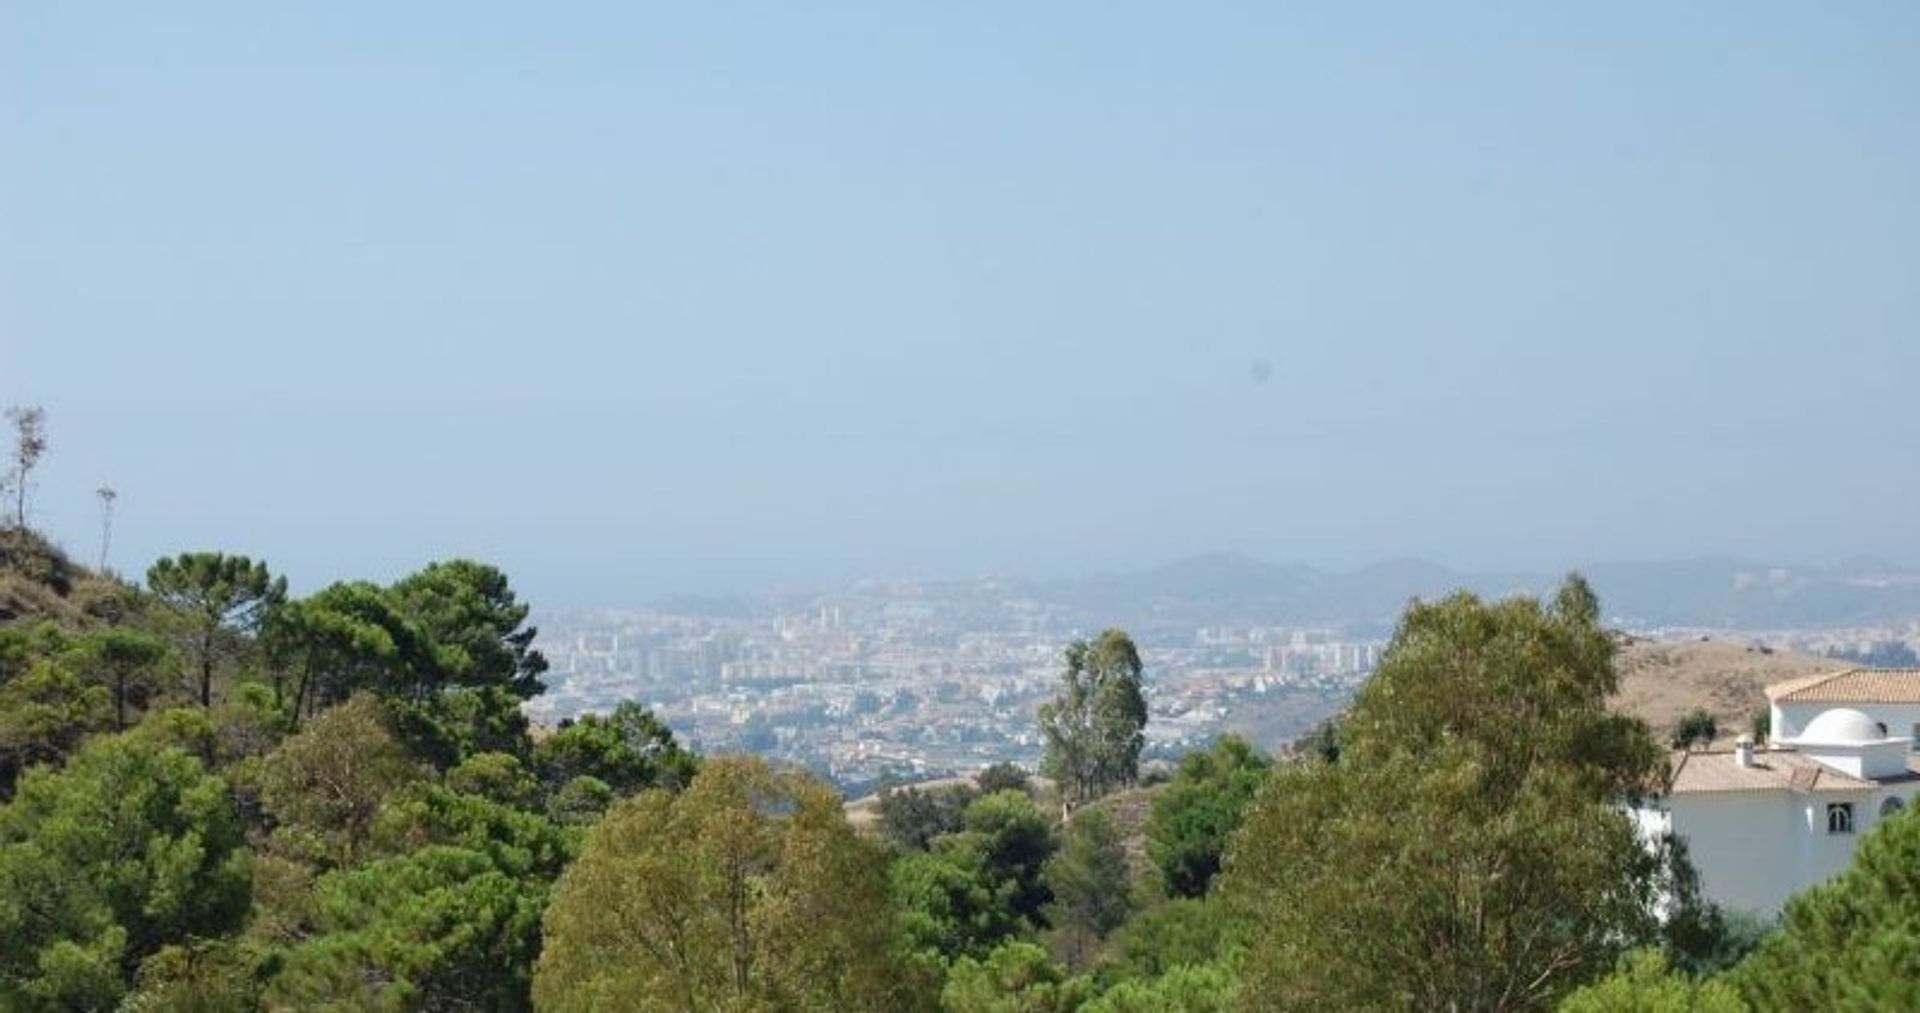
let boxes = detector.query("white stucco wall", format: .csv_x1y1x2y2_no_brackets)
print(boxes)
1667,784,1920,916
1667,792,1803,915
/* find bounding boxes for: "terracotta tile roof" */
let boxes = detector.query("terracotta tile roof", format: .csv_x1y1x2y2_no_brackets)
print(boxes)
1667,748,1882,795
1767,668,1920,703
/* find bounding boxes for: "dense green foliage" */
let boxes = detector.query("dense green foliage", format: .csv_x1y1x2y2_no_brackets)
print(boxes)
881,781,979,851
0,733,250,1008
942,941,1094,1013
1044,809,1134,964
0,520,709,1010
1039,629,1148,808
1223,577,1669,1011
534,755,926,1011
1145,735,1268,897
1728,803,1920,1008
1559,950,1747,1012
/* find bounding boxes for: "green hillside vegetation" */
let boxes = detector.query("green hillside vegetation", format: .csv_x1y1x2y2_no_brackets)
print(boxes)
0,415,1904,1010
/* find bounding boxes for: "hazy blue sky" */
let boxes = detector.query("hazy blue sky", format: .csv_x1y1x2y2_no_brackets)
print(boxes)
3,2,1916,603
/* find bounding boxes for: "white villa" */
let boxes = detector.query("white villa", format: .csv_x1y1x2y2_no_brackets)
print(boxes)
1636,667,1920,916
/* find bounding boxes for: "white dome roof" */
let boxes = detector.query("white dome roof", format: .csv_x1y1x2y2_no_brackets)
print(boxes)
1799,708,1889,745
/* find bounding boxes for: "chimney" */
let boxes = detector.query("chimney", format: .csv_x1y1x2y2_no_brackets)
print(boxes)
1734,734,1755,769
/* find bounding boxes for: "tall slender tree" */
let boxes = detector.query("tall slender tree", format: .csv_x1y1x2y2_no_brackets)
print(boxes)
146,553,287,707
95,485,117,572
1039,628,1148,808
4,405,47,530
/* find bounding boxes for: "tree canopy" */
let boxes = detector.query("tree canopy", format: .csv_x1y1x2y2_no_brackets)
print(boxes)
1223,577,1668,1012
1039,629,1148,808
534,755,927,1011
1145,734,1268,898
146,553,286,708
0,732,250,1009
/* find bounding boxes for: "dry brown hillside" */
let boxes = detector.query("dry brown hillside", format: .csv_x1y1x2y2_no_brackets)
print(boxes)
1611,637,1843,744
0,528,125,627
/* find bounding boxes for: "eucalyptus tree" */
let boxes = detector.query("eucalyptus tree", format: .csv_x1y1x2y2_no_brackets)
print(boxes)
1223,577,1669,1011
3,405,46,529
1039,628,1148,808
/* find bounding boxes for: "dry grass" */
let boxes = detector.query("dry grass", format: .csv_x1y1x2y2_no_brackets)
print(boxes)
1611,637,1843,745
0,527,124,628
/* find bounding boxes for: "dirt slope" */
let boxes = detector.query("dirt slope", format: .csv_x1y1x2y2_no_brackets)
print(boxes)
1611,638,1843,744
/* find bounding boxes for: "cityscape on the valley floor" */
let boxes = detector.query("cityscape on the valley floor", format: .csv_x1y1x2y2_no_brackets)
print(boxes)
528,591,1371,793
527,562,1920,793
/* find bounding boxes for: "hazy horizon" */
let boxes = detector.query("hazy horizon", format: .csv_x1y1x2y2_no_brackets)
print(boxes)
6,3,1916,606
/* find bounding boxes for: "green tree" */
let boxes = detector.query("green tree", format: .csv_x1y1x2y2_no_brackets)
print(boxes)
123,938,262,1013
147,552,286,707
387,559,549,698
264,845,550,1010
447,750,541,808
977,761,1034,796
1044,808,1134,966
1097,896,1239,988
0,637,112,797
1729,805,1920,1008
531,700,695,797
545,774,615,825
941,941,1092,1013
255,693,427,865
892,849,1023,963
879,781,978,851
256,747,574,1008
0,733,250,1009
1223,577,1668,1012
266,581,437,723
76,627,177,730
1083,961,1239,1013
0,621,66,686
1560,950,1747,1012
1671,709,1718,751
534,755,925,1011
389,683,534,771
1146,735,1269,897
936,789,1058,928
1039,629,1148,808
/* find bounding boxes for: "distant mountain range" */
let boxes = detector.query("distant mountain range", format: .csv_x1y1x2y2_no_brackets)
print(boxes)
635,553,1920,634
1038,553,1920,632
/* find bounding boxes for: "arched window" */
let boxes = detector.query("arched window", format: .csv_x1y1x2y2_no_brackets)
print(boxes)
1882,796,1906,818
1828,803,1856,834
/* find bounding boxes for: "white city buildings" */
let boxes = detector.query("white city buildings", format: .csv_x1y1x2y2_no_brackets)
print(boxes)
1639,668,1920,915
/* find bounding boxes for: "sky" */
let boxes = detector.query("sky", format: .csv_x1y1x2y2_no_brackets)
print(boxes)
2,2,1916,604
